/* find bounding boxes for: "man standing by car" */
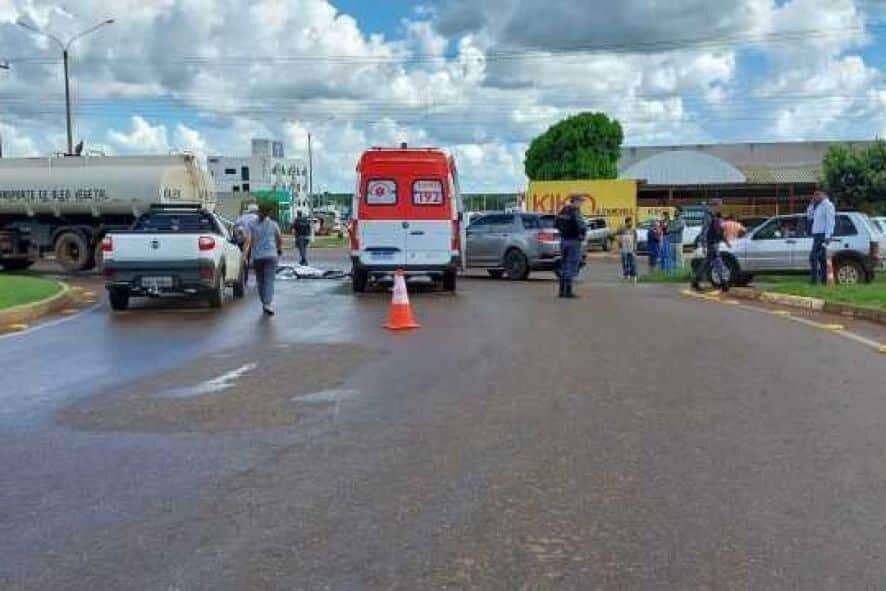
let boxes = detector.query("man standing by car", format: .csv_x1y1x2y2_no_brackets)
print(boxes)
245,204,283,315
555,195,587,298
809,190,836,285
692,207,731,292
234,203,260,283
664,209,685,271
291,211,312,266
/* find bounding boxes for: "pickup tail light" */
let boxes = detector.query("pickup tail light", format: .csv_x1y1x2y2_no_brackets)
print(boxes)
101,235,113,252
536,230,560,244
198,236,216,251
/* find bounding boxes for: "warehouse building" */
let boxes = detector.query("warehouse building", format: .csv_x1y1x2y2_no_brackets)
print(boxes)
619,140,875,216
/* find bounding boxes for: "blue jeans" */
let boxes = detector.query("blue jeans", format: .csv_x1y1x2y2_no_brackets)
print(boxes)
810,233,827,284
560,239,582,289
660,237,672,270
648,241,659,268
296,238,309,265
621,252,637,277
253,256,278,305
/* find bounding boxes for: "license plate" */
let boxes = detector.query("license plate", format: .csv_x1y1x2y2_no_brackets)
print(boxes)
371,252,395,261
141,276,173,289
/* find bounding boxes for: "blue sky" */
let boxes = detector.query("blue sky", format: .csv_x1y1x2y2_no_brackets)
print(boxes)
0,0,883,191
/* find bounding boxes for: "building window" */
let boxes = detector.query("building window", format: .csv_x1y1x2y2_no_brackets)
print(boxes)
241,166,250,181
233,186,240,192
225,168,236,175
243,183,250,192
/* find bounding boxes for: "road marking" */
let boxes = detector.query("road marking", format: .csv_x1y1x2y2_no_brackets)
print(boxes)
680,290,885,355
0,303,102,342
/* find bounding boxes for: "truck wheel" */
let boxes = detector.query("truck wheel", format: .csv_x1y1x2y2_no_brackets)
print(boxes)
108,288,130,311
54,232,91,272
601,237,612,252
503,249,529,280
209,270,225,308
0,259,35,271
352,268,368,293
232,266,246,298
442,270,457,292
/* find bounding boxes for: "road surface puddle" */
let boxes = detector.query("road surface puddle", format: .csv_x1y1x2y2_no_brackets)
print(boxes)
58,343,383,433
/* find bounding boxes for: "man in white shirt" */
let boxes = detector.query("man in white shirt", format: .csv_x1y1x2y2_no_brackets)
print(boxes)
809,190,836,285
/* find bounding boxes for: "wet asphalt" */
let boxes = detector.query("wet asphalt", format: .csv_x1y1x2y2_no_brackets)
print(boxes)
2,250,885,590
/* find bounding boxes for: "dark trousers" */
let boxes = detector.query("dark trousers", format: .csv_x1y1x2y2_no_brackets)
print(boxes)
296,238,309,265
560,239,582,293
621,252,637,277
810,233,827,284
694,245,726,287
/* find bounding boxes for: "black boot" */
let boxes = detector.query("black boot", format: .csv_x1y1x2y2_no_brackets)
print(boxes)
558,281,566,298
564,283,577,298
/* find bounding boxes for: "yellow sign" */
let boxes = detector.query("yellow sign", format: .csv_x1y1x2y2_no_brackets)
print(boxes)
637,206,676,222
527,180,638,228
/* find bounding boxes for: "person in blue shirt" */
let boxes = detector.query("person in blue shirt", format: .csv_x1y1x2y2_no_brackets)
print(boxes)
808,190,836,285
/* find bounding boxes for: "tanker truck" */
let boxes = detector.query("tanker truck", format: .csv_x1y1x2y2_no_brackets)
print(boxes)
0,154,215,272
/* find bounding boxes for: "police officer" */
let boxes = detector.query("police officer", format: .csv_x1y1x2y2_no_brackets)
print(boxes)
555,194,588,298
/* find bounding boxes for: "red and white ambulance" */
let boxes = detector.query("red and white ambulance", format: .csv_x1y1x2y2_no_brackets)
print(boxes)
349,146,464,292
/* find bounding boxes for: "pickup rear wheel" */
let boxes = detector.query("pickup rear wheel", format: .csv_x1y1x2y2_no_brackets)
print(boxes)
209,269,225,308
232,265,246,298
442,270,457,292
108,288,129,311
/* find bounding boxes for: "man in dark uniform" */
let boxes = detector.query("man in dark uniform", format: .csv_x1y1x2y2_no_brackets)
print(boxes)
555,195,588,298
291,211,312,266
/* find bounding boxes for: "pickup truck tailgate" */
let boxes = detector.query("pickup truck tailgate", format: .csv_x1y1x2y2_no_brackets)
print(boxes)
108,234,203,262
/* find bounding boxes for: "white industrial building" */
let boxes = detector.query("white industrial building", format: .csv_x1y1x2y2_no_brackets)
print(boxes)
208,139,310,219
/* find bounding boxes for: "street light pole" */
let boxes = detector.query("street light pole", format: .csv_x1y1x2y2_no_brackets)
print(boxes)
17,18,114,155
62,49,72,155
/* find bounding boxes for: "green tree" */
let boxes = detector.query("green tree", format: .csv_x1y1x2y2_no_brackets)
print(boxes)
524,112,624,181
820,140,886,214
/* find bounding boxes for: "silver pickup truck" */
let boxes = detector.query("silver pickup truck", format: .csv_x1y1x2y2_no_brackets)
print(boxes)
691,211,884,286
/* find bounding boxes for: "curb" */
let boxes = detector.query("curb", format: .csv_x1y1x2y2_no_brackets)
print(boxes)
730,286,885,325
0,281,74,326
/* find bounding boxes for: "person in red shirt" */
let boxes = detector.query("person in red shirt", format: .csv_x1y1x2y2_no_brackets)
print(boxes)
721,214,746,242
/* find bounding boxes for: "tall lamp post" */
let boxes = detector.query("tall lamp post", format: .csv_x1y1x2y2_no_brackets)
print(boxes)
16,18,114,155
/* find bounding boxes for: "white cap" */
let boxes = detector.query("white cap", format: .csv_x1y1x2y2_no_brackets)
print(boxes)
246,203,259,212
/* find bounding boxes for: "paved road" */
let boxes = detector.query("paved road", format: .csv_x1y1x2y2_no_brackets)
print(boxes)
2,252,885,589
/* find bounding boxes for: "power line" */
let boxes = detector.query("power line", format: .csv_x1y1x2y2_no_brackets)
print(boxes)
6,24,882,66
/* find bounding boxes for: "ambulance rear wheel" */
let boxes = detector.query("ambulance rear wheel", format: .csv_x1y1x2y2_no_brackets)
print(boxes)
352,268,368,293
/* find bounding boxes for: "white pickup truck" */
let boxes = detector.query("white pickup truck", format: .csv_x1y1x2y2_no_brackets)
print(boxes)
101,206,245,310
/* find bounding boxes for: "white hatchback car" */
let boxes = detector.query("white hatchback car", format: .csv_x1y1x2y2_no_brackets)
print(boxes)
691,212,884,285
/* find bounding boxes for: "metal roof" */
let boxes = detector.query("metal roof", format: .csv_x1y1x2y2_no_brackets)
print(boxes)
620,150,746,185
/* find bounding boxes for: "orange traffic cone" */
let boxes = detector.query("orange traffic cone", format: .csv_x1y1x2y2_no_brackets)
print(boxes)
383,270,421,330
826,254,835,286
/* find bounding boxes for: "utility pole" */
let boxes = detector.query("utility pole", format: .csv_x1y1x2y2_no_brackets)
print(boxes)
17,18,114,155
0,61,8,158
